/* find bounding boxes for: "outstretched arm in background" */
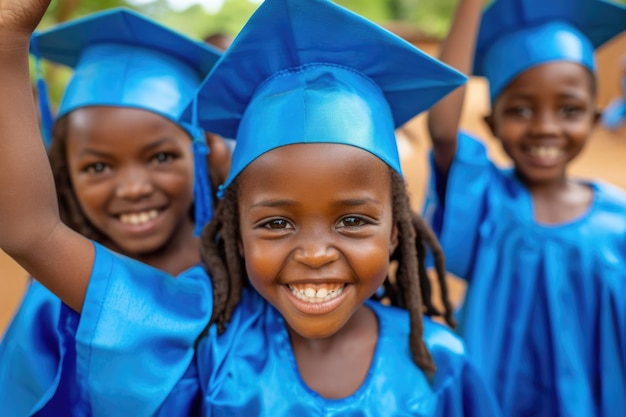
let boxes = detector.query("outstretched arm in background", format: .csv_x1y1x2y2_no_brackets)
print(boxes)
0,0,93,312
427,0,484,173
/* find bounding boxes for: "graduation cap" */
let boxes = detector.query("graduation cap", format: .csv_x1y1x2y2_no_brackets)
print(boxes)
185,0,467,192
474,0,626,101
30,8,222,235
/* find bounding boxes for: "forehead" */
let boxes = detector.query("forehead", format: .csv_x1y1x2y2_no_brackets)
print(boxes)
498,61,594,99
237,143,393,200
65,106,189,146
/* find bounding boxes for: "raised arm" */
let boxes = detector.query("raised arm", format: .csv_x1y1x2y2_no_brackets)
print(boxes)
427,0,484,173
0,0,93,312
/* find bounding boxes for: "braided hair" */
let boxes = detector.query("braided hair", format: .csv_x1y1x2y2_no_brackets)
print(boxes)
199,167,454,375
47,116,109,243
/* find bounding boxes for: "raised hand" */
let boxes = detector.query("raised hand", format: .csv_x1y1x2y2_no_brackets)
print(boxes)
0,0,94,313
0,0,51,44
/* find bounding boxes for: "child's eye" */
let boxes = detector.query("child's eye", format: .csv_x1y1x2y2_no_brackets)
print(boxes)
560,105,584,118
84,162,109,174
337,216,367,228
504,106,532,119
261,219,293,230
151,152,175,164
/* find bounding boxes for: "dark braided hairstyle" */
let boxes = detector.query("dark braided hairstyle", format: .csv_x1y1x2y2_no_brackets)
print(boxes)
47,116,109,243
199,166,455,376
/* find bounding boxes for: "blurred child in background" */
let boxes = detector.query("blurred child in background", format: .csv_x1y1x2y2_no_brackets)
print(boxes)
424,0,626,416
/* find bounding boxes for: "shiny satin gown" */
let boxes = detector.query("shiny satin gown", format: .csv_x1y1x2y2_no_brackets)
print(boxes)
1,242,501,416
424,133,626,417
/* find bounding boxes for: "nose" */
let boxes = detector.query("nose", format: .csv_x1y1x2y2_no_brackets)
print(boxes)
529,109,560,137
292,228,339,269
115,166,153,200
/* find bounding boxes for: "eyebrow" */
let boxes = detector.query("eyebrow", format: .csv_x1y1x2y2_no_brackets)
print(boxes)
250,197,383,208
142,137,178,152
77,137,175,158
251,199,299,208
333,197,383,208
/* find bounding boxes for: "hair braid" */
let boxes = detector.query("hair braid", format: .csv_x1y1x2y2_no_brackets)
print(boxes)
389,171,435,375
412,211,456,328
199,181,246,335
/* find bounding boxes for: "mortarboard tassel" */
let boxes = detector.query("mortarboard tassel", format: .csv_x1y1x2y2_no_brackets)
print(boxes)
190,96,214,237
30,37,55,148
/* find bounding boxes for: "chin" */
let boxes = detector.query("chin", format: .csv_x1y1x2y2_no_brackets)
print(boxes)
116,237,167,258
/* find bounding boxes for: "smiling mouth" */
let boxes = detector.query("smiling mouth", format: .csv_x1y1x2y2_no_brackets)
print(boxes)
287,283,347,304
118,209,161,226
527,145,564,160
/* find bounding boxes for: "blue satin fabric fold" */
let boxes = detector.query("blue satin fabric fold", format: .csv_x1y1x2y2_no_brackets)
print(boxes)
425,133,626,417
0,281,62,416
158,291,502,416
39,242,500,416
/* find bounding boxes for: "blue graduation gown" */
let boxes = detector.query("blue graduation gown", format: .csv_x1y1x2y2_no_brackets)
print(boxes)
424,132,626,417
0,281,62,416
2,242,502,416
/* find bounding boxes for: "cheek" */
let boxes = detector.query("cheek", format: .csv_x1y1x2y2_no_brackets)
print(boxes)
158,167,195,198
347,236,392,283
240,236,282,284
72,179,109,209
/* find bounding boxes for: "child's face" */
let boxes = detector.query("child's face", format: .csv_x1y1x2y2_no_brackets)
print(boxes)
487,61,599,185
237,143,398,340
65,106,195,256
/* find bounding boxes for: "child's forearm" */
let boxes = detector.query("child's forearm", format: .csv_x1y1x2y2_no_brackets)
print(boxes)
427,0,484,173
0,27,92,313
0,42,60,253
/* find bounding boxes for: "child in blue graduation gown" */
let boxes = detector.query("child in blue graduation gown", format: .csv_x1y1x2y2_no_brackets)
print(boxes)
0,9,225,416
424,0,626,416
0,0,501,415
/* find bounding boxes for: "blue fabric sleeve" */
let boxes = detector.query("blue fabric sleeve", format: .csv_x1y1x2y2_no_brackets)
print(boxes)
601,98,626,130
0,281,62,416
423,132,494,280
425,324,502,416
67,242,213,417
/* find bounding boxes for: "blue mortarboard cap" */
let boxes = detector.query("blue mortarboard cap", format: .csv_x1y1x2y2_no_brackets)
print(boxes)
474,0,626,101
31,7,221,128
31,8,222,235
186,0,467,191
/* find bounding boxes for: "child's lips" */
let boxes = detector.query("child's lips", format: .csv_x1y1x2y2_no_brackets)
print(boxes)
283,283,351,315
287,283,347,303
113,207,165,234
118,209,160,226
523,145,565,166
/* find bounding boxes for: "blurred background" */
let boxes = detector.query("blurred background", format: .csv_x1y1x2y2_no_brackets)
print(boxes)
2,0,626,333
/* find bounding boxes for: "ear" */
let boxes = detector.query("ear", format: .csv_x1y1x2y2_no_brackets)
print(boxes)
389,223,399,256
592,110,602,127
483,113,497,137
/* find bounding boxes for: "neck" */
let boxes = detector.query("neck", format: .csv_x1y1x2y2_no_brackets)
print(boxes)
515,169,570,198
109,219,200,276
286,305,378,399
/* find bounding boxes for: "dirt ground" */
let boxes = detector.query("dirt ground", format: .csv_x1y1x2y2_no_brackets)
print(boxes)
2,35,625,336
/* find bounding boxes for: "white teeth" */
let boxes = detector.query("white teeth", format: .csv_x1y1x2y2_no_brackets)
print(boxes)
288,284,345,304
119,209,159,226
529,146,563,160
